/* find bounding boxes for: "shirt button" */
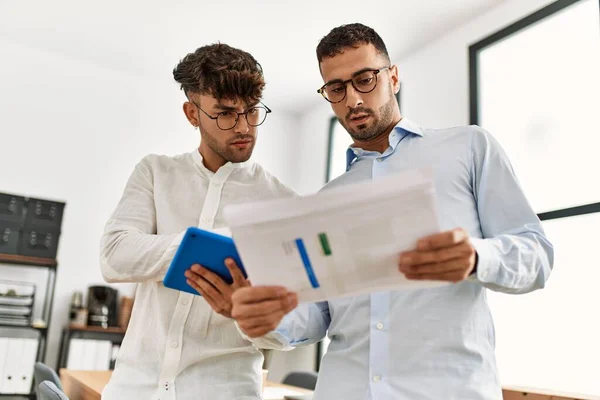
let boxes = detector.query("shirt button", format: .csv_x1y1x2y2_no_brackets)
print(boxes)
171,341,178,348
373,376,381,382
376,322,384,330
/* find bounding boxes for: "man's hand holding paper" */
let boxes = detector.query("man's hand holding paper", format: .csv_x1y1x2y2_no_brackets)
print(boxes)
230,227,478,339
399,228,477,282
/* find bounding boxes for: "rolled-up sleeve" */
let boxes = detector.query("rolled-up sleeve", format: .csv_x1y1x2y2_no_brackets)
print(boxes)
100,158,184,283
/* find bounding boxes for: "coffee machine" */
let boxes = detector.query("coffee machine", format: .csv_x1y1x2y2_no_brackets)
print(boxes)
87,286,118,328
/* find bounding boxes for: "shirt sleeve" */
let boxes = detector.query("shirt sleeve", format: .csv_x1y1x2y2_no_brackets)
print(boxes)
467,127,554,294
234,301,331,350
100,157,184,283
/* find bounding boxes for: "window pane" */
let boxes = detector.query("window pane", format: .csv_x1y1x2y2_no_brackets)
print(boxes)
478,0,600,213
488,212,600,396
320,336,331,358
327,119,353,182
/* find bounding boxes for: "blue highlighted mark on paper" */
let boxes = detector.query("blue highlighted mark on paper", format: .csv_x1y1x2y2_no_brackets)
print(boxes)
295,238,320,288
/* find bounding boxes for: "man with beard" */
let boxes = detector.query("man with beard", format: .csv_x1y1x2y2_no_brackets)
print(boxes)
225,24,554,400
99,43,296,400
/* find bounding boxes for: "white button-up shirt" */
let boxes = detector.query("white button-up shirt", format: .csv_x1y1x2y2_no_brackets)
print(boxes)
100,150,295,400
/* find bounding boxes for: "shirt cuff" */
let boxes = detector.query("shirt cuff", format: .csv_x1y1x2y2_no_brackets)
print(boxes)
165,231,186,261
467,238,496,284
233,321,292,351
153,232,186,281
170,231,186,247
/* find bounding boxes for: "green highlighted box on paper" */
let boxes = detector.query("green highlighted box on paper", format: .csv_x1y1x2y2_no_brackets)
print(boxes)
318,232,332,256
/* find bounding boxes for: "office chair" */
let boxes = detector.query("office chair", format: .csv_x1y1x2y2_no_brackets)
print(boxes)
38,381,69,400
282,370,318,391
34,362,63,398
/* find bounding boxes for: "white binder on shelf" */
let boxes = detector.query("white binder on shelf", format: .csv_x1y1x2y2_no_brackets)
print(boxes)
81,340,97,371
94,340,112,370
66,338,115,371
1,338,24,394
0,337,8,393
66,338,85,370
15,338,38,394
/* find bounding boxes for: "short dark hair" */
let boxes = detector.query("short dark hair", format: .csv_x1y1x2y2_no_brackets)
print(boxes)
173,43,265,105
316,23,390,64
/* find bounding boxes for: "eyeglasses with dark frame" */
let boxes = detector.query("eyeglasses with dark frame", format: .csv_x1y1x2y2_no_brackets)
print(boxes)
190,100,272,130
317,66,391,104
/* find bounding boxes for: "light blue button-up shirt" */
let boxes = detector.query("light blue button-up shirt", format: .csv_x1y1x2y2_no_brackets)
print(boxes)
272,118,553,400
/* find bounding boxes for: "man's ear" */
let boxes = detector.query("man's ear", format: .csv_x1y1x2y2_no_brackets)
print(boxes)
390,65,400,95
183,101,199,128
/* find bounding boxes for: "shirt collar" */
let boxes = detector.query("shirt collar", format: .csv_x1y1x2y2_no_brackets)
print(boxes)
191,149,252,176
345,118,424,169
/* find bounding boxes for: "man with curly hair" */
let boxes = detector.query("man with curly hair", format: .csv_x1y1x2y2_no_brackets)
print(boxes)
99,43,296,400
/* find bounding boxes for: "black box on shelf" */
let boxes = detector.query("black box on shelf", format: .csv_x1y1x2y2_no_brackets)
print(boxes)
0,221,21,255
23,198,65,230
0,192,65,260
18,226,61,259
0,193,26,225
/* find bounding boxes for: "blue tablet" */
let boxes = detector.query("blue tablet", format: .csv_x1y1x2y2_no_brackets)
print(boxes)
163,227,246,296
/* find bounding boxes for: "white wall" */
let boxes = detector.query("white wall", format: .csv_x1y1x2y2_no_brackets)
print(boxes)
295,105,334,195
0,34,301,369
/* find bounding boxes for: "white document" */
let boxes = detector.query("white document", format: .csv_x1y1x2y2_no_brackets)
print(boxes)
224,169,448,303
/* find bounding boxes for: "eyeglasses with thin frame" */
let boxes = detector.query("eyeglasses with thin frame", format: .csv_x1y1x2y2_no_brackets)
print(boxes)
190,100,272,130
317,66,391,104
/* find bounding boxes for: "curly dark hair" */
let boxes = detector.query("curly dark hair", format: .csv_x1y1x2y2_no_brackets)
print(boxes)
316,23,390,64
173,43,265,105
